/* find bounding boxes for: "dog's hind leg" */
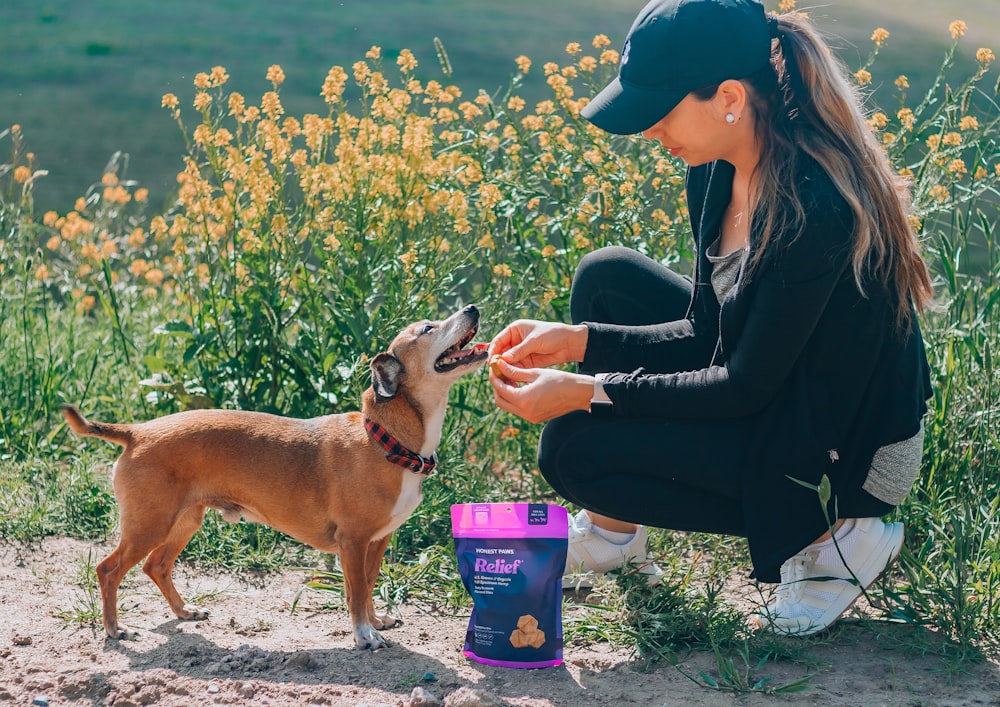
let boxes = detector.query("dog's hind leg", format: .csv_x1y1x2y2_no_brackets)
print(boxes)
364,535,400,630
98,518,172,639
142,505,208,623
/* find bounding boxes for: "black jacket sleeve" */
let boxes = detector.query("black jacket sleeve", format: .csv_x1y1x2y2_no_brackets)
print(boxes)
598,179,855,420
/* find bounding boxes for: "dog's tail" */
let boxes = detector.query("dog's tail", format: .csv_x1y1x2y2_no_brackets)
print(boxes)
60,404,133,447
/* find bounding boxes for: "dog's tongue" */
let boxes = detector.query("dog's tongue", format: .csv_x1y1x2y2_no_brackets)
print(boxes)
453,342,488,360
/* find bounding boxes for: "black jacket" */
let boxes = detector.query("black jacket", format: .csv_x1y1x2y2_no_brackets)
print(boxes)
583,159,932,582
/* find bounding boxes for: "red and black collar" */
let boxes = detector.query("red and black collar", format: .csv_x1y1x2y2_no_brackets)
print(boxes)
364,418,438,476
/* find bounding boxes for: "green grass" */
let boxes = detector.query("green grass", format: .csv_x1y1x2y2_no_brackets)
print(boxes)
2,0,997,211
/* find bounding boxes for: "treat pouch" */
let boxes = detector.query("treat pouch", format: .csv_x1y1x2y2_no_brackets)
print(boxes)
451,503,568,668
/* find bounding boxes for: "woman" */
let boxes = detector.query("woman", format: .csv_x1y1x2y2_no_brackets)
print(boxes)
488,0,933,636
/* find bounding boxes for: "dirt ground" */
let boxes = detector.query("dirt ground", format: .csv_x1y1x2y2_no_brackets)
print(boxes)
2,537,998,707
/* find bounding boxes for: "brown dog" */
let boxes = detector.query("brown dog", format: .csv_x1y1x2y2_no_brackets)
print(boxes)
61,305,488,649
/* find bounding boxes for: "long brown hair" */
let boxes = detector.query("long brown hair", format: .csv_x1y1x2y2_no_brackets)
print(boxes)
696,12,932,331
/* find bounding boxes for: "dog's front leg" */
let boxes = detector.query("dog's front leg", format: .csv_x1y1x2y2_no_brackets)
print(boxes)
339,540,385,649
364,535,400,630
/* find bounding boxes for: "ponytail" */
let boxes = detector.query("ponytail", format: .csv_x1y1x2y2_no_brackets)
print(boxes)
744,12,933,331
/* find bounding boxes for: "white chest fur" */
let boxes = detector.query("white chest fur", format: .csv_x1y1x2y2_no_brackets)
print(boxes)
372,472,424,541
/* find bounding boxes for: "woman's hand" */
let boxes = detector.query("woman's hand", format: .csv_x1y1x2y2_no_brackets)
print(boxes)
489,358,593,424
488,319,588,369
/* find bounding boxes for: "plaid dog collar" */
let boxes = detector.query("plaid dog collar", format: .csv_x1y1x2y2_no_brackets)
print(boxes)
364,418,438,476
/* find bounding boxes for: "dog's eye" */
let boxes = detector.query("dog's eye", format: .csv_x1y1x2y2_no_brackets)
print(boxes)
421,324,434,335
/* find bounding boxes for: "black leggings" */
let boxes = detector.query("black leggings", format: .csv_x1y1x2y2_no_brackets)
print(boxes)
539,246,751,538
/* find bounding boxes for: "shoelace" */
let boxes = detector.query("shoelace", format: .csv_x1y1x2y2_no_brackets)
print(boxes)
775,549,818,605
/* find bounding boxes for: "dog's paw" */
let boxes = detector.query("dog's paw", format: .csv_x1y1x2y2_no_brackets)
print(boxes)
179,604,209,621
107,626,137,640
353,624,387,650
372,612,402,630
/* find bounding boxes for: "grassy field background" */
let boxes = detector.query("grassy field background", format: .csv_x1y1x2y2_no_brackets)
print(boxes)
2,0,997,212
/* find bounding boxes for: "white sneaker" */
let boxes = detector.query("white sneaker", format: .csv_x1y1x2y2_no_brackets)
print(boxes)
562,510,663,589
753,517,904,636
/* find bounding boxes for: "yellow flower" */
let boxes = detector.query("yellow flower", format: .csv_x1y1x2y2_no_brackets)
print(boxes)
210,66,230,87
77,295,96,315
926,134,941,151
459,101,483,121
541,245,557,258
566,42,582,55
578,56,597,73
592,34,611,49
261,91,284,118
949,20,967,40
13,165,31,183
365,46,381,61
977,48,996,65
193,72,210,89
599,49,620,65
322,66,348,103
161,93,179,109
515,55,531,73
868,112,888,129
130,259,151,277
193,92,212,110
907,216,923,233
145,268,165,286
895,75,909,90
947,158,967,175
134,188,148,202
397,49,418,72
493,264,512,278
942,131,962,146
507,96,525,112
870,28,890,46
45,235,61,251
477,234,496,249
43,210,58,227
974,166,988,181
928,185,949,202
897,108,914,129
854,69,872,86
266,64,286,85
959,116,980,131
778,0,796,11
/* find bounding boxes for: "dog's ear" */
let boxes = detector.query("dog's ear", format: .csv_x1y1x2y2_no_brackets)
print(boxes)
371,352,404,402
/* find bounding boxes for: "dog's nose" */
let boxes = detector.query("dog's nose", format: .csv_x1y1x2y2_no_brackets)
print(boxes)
463,304,478,316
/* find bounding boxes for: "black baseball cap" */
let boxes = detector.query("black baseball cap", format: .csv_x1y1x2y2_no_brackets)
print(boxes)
581,0,773,135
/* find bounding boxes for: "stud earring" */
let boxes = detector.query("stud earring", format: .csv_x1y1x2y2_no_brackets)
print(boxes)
725,113,737,124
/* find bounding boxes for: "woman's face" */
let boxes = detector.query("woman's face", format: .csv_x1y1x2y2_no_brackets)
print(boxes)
641,83,753,168
641,94,728,166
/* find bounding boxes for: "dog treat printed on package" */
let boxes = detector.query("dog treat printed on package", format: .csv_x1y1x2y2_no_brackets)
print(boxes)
451,503,568,668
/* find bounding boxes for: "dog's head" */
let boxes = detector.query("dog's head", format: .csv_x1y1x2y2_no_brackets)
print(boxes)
370,305,488,402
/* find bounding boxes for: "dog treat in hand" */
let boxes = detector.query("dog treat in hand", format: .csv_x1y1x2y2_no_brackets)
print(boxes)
489,354,506,378
452,503,567,669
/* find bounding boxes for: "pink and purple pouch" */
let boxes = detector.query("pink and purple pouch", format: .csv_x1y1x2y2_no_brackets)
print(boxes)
451,503,568,669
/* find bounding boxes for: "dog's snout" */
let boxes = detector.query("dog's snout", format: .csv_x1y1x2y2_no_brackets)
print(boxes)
463,304,478,316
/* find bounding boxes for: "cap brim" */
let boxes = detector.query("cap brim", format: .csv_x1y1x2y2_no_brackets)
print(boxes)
580,76,687,135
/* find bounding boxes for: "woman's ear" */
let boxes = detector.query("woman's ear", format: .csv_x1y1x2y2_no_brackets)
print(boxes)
716,79,748,123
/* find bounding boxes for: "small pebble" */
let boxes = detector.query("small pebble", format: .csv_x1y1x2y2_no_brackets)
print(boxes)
422,672,438,682
31,698,49,707
207,684,220,695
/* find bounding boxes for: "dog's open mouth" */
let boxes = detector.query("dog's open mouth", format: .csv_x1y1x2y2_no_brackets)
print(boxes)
435,328,489,372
